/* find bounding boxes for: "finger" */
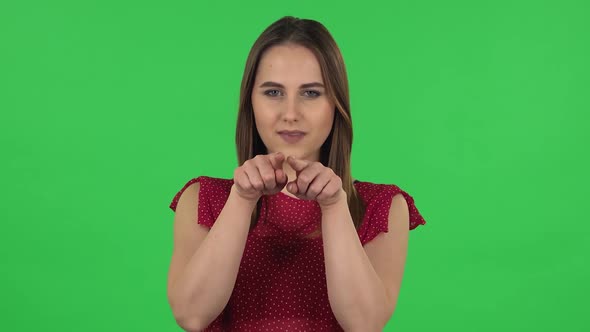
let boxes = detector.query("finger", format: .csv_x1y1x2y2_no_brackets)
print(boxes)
295,162,324,196
316,177,342,202
306,169,332,200
287,181,299,195
275,168,287,188
235,169,253,191
286,155,309,172
244,163,265,192
269,152,285,170
255,156,277,191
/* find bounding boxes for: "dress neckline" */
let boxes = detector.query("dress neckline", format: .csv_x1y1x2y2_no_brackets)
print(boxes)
271,179,360,202
275,190,315,203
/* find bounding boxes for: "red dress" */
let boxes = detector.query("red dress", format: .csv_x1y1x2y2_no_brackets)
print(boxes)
169,176,426,331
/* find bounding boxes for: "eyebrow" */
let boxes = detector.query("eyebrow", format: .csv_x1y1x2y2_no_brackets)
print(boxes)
258,81,325,89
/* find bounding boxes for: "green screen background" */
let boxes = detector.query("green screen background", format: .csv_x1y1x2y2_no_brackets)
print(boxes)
1,0,588,331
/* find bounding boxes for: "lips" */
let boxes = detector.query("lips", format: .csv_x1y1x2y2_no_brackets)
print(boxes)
278,130,306,135
278,130,305,143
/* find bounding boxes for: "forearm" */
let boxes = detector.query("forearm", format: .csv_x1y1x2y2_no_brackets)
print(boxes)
170,185,257,329
321,197,390,332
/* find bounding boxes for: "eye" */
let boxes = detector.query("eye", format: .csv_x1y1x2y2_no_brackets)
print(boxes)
264,89,282,97
303,90,321,98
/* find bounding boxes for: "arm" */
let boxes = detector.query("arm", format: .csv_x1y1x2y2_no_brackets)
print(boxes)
321,191,410,332
167,183,257,332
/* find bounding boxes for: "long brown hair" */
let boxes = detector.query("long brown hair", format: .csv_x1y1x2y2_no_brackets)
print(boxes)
235,16,365,237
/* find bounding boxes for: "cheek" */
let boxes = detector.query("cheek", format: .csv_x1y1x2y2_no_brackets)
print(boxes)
319,105,335,131
321,117,334,138
253,109,276,137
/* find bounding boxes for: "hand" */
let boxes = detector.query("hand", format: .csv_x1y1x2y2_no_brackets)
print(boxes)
285,156,346,208
232,152,288,202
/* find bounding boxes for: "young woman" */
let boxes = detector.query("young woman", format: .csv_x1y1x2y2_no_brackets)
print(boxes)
166,16,427,332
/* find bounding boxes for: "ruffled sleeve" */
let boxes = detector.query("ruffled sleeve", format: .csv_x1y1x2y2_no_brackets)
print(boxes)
169,176,232,229
357,183,426,245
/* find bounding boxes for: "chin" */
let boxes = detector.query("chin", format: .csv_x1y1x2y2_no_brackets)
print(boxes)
268,144,314,160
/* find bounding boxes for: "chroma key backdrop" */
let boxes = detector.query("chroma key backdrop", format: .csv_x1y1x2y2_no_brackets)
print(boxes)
1,1,588,331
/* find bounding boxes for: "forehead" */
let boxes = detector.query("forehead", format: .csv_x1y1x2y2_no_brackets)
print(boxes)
255,44,323,84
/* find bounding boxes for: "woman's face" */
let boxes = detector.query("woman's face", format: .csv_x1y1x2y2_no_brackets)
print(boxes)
251,43,335,162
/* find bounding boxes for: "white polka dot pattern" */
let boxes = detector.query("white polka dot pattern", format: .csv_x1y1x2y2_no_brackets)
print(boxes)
169,176,426,331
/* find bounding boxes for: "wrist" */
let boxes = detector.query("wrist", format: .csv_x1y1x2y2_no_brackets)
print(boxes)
229,184,260,209
319,188,348,212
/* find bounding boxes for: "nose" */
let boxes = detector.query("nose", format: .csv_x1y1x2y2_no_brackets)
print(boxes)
281,97,301,122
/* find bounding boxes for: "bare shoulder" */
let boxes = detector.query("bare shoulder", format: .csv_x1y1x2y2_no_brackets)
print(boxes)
174,181,201,222
173,180,210,235
180,181,201,203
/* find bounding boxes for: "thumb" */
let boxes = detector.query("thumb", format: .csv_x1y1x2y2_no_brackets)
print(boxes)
286,155,308,172
275,168,287,186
